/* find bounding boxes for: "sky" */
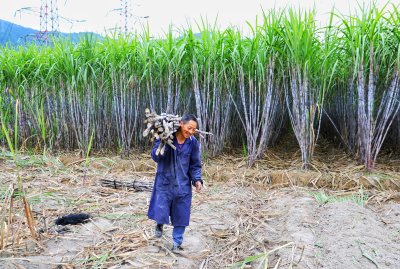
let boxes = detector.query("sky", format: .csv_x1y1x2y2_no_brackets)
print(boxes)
1,0,400,37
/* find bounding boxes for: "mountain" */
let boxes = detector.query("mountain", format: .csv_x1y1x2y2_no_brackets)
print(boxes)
0,19,102,46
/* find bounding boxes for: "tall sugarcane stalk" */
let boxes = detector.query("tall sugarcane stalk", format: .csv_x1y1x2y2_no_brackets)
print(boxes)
392,113,400,151
111,71,139,156
206,66,232,156
232,60,283,166
355,54,400,170
325,79,358,154
0,8,399,170
183,26,233,156
333,4,400,170
279,9,335,168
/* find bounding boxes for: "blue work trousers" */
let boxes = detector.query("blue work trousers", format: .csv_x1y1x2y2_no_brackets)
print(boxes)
172,226,186,246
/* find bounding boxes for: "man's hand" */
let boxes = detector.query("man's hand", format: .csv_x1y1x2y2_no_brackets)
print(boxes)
195,181,202,192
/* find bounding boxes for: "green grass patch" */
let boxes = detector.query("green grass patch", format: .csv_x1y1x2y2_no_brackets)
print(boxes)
0,150,63,168
27,191,55,205
312,189,368,206
231,242,294,268
80,252,112,269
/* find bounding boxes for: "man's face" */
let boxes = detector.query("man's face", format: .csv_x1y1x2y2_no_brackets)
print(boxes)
180,120,197,139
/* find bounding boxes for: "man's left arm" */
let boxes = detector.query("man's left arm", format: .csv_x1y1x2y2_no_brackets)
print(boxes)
189,138,203,190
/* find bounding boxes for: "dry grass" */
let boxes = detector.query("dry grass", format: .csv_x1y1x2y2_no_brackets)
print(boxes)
0,139,399,268
204,137,400,191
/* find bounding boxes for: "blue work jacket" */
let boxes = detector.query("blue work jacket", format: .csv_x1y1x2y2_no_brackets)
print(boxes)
147,136,202,226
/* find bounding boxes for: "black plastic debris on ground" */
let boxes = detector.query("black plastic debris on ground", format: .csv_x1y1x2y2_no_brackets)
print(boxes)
55,213,91,225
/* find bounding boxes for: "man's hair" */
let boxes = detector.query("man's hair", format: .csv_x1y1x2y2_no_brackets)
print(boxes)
181,114,198,127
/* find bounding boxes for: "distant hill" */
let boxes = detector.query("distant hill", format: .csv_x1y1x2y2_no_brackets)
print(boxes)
0,19,103,46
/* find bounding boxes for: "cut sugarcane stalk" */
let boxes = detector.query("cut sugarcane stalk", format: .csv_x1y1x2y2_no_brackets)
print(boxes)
143,109,212,155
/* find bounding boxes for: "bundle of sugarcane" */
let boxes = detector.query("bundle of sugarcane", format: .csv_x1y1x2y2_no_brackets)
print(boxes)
143,109,214,156
143,108,181,155
100,178,153,192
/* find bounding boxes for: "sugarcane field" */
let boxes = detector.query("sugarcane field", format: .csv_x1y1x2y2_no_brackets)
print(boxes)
1,2,400,269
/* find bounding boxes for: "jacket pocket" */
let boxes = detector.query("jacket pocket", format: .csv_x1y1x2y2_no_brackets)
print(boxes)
155,172,172,189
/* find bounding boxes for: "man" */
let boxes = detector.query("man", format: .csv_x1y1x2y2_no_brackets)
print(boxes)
148,114,203,251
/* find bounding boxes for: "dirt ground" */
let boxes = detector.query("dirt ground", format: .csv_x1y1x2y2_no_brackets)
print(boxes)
0,140,400,269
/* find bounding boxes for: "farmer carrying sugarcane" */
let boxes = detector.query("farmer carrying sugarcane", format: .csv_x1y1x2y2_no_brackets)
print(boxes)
147,114,203,251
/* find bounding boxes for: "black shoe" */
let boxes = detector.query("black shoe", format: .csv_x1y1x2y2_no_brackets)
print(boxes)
155,224,163,238
172,244,184,252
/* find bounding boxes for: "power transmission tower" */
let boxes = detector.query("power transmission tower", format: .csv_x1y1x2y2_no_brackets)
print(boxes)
120,0,132,35
119,0,148,36
37,0,59,42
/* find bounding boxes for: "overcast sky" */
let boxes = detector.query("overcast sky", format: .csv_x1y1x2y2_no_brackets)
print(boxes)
1,0,400,37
